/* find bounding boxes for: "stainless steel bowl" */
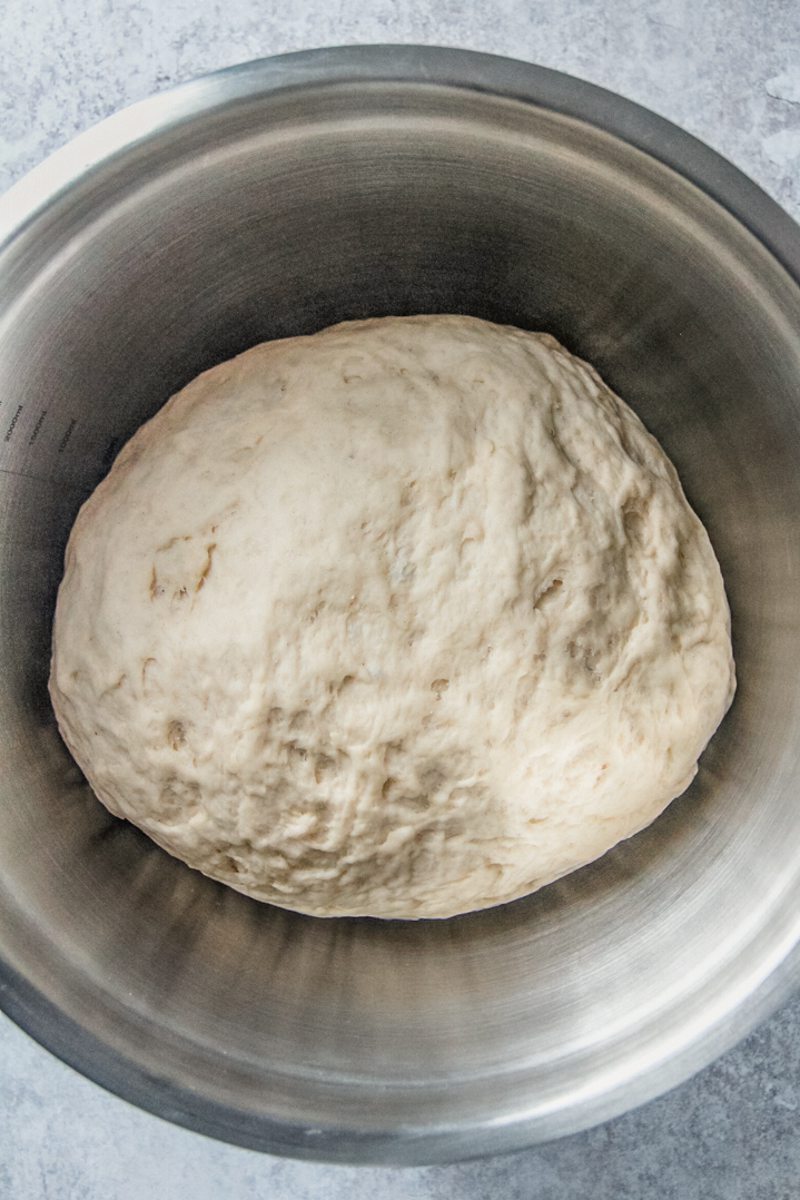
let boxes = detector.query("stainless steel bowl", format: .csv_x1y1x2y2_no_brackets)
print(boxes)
1,46,800,1166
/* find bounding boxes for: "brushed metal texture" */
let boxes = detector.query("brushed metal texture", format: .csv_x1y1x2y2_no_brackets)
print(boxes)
0,46,799,1164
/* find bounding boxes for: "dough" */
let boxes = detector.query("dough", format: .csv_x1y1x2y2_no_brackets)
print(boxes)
49,316,735,919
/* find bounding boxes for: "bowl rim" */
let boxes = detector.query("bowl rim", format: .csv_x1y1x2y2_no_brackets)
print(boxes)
2,43,800,1165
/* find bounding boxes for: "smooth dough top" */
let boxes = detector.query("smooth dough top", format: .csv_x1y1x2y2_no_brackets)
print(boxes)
49,315,735,918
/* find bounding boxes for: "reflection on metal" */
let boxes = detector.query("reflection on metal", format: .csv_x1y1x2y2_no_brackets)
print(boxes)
1,45,800,1165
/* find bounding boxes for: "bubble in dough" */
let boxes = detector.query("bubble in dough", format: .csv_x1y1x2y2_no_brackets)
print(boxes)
49,316,735,919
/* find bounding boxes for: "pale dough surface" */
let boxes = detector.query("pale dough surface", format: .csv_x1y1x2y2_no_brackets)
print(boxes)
49,316,735,918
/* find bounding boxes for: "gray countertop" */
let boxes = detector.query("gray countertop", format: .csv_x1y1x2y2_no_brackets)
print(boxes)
2,2,800,1197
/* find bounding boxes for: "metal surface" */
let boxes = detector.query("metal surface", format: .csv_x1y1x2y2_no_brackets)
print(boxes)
1,46,800,1166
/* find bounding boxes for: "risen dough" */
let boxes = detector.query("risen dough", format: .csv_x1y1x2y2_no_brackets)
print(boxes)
50,316,735,918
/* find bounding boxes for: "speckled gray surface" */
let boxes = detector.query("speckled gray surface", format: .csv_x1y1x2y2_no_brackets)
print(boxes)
2,1,800,1197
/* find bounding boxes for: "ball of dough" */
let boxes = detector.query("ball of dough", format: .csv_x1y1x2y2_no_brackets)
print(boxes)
49,316,735,919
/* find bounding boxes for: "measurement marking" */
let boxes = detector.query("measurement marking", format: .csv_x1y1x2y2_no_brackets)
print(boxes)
57,418,77,453
28,408,49,445
4,404,23,442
